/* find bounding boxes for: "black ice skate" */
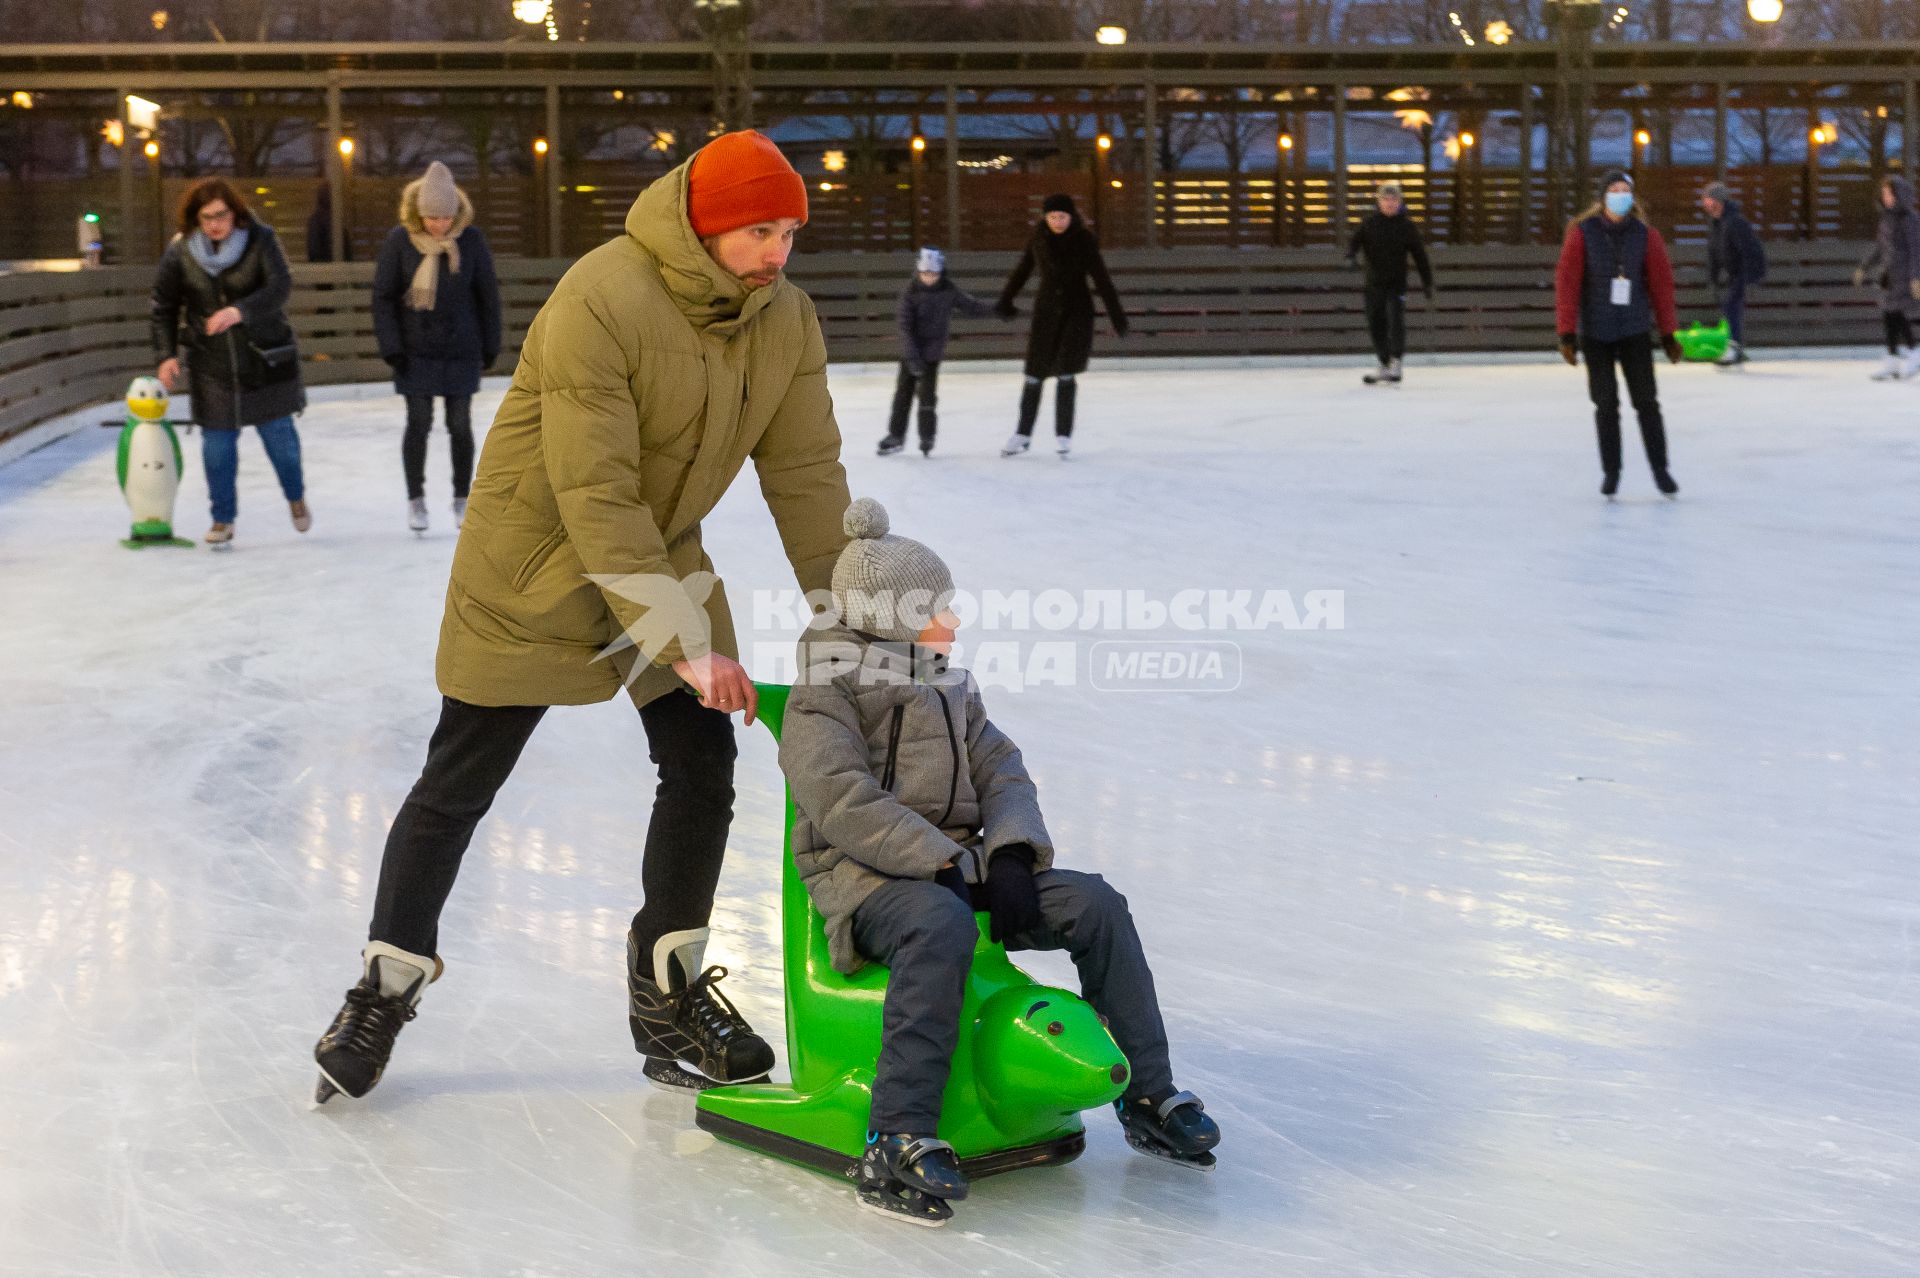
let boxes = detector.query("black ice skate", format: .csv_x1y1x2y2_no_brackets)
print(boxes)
1600,470,1621,498
854,1133,970,1227
1115,1090,1221,1171
1653,468,1680,497
628,927,774,1093
312,942,442,1105
876,435,906,457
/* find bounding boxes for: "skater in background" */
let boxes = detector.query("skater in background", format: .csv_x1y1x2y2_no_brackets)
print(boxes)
780,498,1220,1226
313,131,851,1105
1555,171,1682,499
993,193,1128,458
1345,179,1433,385
879,246,995,458
304,184,349,263
1699,181,1765,367
1852,176,1920,381
150,178,310,545
372,161,502,533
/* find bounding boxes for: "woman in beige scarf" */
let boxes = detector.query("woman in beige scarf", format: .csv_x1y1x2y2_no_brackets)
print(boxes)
370,160,502,534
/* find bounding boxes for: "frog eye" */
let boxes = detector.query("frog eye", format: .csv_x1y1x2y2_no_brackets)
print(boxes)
1047,1021,1064,1037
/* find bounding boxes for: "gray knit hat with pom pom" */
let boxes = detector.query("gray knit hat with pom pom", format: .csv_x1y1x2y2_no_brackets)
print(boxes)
830,498,955,643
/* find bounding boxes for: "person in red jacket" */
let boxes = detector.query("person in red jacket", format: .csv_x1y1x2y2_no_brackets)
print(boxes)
1555,171,1682,498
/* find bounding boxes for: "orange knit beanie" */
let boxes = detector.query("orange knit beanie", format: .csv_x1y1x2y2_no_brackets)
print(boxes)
687,131,808,238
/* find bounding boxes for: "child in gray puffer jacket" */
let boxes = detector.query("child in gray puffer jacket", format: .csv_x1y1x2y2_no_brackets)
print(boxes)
777,497,1221,1226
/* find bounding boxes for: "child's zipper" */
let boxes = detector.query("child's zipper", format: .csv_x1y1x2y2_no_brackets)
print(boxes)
880,704,904,792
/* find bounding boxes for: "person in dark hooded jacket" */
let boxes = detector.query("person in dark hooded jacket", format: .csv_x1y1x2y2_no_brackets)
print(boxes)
1346,180,1433,385
1699,182,1765,366
879,246,995,457
1853,176,1920,380
371,161,502,533
150,177,309,546
993,194,1128,458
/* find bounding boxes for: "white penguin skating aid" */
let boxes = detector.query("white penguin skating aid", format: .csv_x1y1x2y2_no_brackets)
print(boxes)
114,377,194,549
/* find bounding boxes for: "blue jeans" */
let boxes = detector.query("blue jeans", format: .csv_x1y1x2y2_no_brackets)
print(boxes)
1722,281,1747,346
202,416,303,524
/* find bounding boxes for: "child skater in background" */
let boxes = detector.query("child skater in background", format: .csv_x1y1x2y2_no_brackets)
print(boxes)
778,497,1222,1226
880,247,996,458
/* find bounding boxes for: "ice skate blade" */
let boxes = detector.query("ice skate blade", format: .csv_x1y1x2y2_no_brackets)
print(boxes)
312,1068,351,1107
1123,1128,1218,1171
856,1185,953,1227
643,1056,769,1094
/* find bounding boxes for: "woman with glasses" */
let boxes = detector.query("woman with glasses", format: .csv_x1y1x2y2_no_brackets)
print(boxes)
150,178,310,545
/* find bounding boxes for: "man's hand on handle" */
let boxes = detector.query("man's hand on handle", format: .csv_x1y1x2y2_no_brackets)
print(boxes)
672,652,758,725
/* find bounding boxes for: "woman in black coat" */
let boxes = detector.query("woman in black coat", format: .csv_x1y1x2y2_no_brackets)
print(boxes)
994,193,1128,458
371,161,501,533
150,178,309,545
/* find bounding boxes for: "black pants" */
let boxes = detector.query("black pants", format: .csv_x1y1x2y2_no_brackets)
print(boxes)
1014,374,1077,438
1364,285,1407,364
1883,310,1915,356
402,393,475,501
885,361,941,444
850,869,1175,1134
368,690,737,959
1582,332,1669,475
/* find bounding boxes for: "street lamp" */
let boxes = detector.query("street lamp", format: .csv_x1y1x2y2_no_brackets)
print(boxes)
1747,0,1783,22
532,137,549,156
337,137,354,159
1095,25,1127,45
143,139,159,159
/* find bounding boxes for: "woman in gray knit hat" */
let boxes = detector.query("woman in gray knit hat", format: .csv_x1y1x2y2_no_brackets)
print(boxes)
371,160,502,534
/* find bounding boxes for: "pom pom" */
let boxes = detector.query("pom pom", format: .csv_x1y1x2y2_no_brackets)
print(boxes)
843,497,890,539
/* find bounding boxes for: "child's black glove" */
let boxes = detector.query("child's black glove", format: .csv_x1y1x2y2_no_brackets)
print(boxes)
982,845,1042,944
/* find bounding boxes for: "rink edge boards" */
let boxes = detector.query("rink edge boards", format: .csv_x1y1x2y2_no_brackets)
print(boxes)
693,1109,1088,1181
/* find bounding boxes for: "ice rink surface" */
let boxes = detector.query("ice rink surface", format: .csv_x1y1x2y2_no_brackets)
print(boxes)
1,357,1916,1277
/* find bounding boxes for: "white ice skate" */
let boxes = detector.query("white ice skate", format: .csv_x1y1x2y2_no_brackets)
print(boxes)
1901,347,1920,379
1000,434,1031,458
407,498,428,535
1055,435,1072,459
451,497,467,528
1871,351,1906,381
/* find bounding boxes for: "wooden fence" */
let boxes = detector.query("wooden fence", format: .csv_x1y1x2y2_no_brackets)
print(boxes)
0,240,1885,450
1,162,1900,263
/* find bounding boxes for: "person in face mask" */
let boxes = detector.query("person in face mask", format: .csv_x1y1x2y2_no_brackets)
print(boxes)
1553,171,1682,498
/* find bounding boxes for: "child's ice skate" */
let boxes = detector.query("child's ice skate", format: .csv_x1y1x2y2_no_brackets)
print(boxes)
853,1133,970,1227
1115,1089,1221,1170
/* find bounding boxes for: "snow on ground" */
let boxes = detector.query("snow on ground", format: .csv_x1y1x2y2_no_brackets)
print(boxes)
0,357,1916,1276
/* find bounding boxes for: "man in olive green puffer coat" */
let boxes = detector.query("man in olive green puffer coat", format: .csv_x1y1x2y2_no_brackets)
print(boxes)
312,131,852,1105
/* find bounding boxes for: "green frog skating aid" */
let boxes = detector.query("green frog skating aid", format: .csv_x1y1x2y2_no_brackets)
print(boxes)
694,683,1131,1179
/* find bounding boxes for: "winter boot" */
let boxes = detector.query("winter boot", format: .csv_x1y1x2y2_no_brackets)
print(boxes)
1871,351,1905,381
204,522,234,546
408,498,429,533
451,497,467,528
1115,1089,1221,1170
876,434,906,457
1714,341,1746,367
627,927,774,1092
1653,468,1680,497
289,500,312,534
313,941,443,1104
1600,471,1621,498
855,1133,970,1226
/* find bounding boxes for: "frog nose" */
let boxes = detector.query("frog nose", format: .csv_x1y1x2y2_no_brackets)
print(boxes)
1110,1062,1129,1085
